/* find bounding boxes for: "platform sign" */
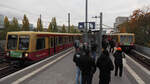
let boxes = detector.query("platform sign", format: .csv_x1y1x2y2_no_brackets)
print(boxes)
89,22,95,29
78,22,95,30
78,22,84,29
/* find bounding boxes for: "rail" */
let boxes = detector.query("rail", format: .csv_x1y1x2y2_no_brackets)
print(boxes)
127,50,150,70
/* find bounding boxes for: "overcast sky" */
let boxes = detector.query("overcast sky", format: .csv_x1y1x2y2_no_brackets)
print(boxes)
0,0,150,28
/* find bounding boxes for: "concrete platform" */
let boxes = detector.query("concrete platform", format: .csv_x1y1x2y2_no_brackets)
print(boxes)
20,51,134,84
0,49,149,84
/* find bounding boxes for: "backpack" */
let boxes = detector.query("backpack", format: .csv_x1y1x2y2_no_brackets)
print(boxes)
73,51,81,66
114,51,123,65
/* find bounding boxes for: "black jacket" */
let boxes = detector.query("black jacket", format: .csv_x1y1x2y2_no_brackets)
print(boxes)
102,40,108,49
109,40,115,47
91,42,97,52
73,51,81,66
113,50,124,66
78,49,96,75
96,50,114,81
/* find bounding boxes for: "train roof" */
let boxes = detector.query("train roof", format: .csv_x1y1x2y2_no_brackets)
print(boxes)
7,31,82,36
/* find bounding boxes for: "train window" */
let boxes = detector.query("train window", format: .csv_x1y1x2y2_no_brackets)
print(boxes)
62,36,65,44
129,36,133,43
64,37,66,44
66,37,67,43
36,38,45,50
19,35,29,50
71,36,73,42
69,37,70,42
51,38,54,48
59,37,63,45
66,37,69,43
7,35,18,50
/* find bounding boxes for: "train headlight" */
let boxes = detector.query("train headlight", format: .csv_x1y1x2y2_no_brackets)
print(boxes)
25,53,28,57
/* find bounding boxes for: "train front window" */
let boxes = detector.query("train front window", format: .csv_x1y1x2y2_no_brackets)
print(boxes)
7,35,18,50
19,36,29,50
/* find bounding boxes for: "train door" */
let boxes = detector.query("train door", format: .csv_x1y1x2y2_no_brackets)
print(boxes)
49,37,54,56
62,36,65,50
54,36,56,54
54,36,58,54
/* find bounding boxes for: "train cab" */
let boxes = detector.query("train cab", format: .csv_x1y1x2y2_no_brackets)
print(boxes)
5,31,82,63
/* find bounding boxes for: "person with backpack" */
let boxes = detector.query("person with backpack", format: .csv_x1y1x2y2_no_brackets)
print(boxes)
78,43,96,84
73,47,82,84
96,49,114,84
113,47,125,77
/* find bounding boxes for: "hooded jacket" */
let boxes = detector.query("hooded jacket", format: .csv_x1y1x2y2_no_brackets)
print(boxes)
96,50,114,81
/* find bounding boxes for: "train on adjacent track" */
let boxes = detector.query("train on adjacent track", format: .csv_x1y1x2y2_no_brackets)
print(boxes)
5,31,82,65
104,33,135,52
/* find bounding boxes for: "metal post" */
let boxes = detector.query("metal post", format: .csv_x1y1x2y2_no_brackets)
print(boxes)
40,14,42,32
85,0,88,43
68,13,70,33
99,12,103,56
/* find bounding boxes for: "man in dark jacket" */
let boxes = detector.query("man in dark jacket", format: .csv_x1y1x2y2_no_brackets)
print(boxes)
73,48,82,84
96,49,114,84
113,47,125,77
74,40,80,51
91,40,97,60
109,39,115,53
102,38,108,50
78,43,96,84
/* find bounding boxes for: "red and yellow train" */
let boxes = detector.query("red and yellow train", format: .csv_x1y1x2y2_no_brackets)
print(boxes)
5,31,82,64
104,33,135,52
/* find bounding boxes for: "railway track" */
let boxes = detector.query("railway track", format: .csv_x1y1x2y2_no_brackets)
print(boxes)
0,52,25,79
0,52,6,63
127,49,150,70
0,63,25,79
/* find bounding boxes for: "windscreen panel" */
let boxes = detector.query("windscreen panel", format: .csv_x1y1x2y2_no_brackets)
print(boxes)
120,35,133,45
19,35,30,50
7,35,18,50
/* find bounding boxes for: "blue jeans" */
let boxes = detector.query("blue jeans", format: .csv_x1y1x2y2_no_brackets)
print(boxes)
76,66,82,84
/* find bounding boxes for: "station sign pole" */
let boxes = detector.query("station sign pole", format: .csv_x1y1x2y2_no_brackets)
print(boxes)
85,0,88,43
99,12,103,56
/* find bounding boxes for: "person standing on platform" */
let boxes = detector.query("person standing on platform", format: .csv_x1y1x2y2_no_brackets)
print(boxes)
73,47,82,84
74,39,80,52
102,38,108,50
91,40,97,61
96,49,114,84
109,39,115,53
79,43,96,84
113,47,125,77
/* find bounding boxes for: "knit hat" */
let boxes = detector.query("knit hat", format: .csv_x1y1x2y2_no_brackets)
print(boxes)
117,47,122,51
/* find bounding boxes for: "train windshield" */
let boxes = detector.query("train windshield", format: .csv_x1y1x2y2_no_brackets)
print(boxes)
19,36,29,50
7,35,18,50
120,35,133,44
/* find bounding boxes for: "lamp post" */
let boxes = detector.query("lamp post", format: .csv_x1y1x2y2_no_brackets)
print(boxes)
68,13,70,33
92,12,103,56
85,0,88,43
